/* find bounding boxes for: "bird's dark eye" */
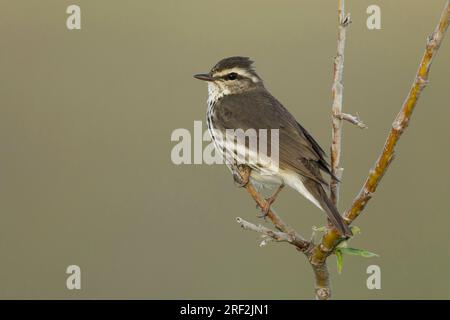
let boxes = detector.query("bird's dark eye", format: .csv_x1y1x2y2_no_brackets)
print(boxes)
226,72,238,80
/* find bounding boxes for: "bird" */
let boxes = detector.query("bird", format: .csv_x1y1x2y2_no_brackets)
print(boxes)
194,56,352,237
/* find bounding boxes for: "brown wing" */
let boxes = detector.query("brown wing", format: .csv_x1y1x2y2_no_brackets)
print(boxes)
212,87,331,185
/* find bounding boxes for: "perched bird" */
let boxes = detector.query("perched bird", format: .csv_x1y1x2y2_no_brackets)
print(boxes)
194,56,351,237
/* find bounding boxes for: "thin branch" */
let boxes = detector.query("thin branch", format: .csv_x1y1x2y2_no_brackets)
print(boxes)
339,113,367,129
308,1,351,299
311,0,450,265
330,0,350,206
236,217,304,247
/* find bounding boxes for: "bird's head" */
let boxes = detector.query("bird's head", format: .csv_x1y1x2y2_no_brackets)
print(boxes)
194,56,263,97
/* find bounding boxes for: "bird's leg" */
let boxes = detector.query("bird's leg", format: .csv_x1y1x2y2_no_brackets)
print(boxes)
258,184,285,218
232,164,251,187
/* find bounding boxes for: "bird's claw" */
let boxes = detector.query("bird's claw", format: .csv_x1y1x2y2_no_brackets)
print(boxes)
232,165,251,188
233,173,248,187
256,210,269,219
257,197,275,218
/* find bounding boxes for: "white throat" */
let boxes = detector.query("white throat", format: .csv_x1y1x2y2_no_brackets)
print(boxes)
207,83,230,107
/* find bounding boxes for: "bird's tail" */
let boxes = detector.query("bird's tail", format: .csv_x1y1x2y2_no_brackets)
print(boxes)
303,179,352,237
320,187,352,237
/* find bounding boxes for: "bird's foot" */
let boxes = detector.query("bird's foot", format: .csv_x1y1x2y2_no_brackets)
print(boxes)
257,196,276,218
256,184,285,218
232,165,251,188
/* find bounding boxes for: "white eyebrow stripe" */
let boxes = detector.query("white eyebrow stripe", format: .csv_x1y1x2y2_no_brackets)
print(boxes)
213,67,260,83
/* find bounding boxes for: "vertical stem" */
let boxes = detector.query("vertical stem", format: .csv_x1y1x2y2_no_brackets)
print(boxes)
310,262,331,300
308,0,349,300
330,0,348,205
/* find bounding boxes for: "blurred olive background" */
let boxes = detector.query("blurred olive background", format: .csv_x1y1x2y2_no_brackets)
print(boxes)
0,0,449,299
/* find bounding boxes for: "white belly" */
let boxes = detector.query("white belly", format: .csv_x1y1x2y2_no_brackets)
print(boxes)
250,169,323,211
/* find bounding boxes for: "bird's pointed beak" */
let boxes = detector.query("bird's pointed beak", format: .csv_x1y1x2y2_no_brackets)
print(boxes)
194,73,214,82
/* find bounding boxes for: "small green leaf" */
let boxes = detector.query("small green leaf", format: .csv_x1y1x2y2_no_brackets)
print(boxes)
340,247,379,258
335,249,344,274
350,225,361,235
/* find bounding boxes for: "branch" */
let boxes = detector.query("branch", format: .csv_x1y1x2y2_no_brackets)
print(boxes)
330,0,350,206
309,260,331,300
338,113,367,129
236,217,305,247
311,0,450,265
306,0,352,299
